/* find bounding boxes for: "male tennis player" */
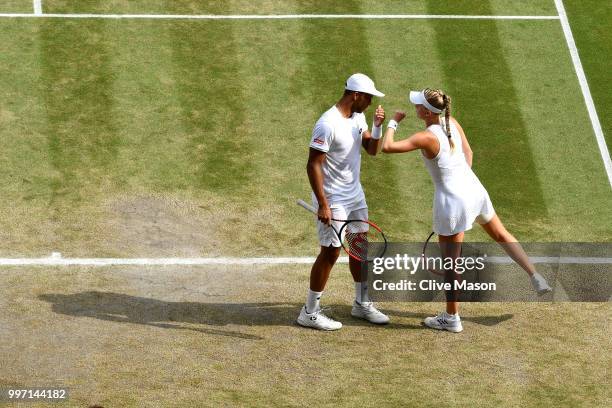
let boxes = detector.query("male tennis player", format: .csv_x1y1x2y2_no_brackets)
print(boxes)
297,73,389,330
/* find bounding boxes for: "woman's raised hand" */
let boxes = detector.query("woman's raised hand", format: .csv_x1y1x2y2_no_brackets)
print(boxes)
393,111,406,122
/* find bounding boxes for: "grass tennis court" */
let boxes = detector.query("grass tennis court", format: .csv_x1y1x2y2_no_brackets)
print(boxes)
1,265,609,407
0,1,610,406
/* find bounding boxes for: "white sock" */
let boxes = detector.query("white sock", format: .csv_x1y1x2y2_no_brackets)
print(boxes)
306,289,322,313
355,281,370,304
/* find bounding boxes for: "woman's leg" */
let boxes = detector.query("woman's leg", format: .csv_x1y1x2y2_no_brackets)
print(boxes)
480,215,535,276
480,215,552,294
423,232,465,332
439,232,464,315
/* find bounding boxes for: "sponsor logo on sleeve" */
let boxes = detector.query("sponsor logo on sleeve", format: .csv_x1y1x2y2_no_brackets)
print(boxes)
313,137,324,145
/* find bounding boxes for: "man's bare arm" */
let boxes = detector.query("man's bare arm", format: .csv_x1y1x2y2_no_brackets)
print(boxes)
306,148,332,224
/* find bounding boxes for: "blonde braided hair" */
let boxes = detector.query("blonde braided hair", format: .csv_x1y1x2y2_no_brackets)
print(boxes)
423,88,454,152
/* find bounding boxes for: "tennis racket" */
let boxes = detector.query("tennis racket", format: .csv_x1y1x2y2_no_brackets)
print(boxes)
297,199,387,262
421,231,444,277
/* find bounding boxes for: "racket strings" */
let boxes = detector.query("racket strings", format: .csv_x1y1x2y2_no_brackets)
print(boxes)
345,231,369,259
343,221,386,261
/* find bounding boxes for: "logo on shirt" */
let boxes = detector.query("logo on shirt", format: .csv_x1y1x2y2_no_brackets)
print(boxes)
313,137,324,145
359,128,363,135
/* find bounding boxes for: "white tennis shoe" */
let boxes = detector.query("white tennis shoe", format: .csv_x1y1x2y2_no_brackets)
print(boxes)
530,272,552,295
297,306,342,331
351,301,390,324
423,311,463,333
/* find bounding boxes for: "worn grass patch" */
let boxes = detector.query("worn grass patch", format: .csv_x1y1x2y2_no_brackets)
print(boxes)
0,265,609,407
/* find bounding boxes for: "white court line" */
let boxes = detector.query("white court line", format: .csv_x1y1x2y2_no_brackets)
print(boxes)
486,256,612,264
0,254,610,267
32,0,42,16
555,0,612,188
0,13,560,20
0,256,324,266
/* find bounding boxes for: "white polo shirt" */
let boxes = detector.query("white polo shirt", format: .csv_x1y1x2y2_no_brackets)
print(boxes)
309,105,368,206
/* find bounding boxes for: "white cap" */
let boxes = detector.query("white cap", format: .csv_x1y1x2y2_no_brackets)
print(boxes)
345,73,385,97
409,90,442,114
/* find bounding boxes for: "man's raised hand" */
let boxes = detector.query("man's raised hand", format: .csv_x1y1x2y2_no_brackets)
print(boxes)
374,105,385,127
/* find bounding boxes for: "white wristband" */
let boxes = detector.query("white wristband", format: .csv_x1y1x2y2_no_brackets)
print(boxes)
371,124,382,140
388,120,398,131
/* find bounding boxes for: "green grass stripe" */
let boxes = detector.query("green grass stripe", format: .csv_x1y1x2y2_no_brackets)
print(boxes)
493,19,612,241
166,20,254,192
563,0,612,149
97,20,194,193
44,0,557,16
426,0,549,235
0,0,32,13
38,19,120,205
293,0,404,237
222,19,320,252
362,21,449,241
0,21,57,255
34,17,127,255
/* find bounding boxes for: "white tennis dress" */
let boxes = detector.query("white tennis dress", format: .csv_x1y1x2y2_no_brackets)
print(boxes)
422,119,495,235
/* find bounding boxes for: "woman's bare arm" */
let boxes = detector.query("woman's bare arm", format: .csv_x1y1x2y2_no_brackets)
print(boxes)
451,117,473,167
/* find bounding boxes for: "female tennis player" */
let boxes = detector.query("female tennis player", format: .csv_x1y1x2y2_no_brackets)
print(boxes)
382,88,551,333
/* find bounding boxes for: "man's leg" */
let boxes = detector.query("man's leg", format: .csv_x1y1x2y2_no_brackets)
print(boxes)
297,245,343,330
297,204,345,331
349,255,368,302
310,245,340,291
307,245,340,312
345,206,389,324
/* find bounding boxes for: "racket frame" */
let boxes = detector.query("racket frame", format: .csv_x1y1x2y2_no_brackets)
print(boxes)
297,199,387,262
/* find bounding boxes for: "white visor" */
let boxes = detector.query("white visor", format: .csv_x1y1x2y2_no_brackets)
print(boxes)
409,90,442,114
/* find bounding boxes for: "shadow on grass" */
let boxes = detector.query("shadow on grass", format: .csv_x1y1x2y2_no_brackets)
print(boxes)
38,292,513,340
386,309,514,327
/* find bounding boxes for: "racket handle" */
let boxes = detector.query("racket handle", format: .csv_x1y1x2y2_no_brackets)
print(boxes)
296,199,317,214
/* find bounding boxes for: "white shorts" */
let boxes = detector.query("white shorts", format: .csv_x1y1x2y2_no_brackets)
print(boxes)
475,208,496,225
315,200,368,247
